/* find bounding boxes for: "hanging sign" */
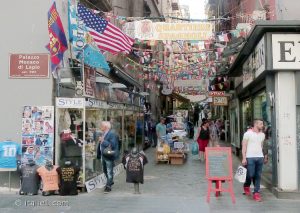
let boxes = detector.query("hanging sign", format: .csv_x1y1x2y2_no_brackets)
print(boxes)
208,91,225,97
9,53,49,78
212,96,228,106
123,20,214,41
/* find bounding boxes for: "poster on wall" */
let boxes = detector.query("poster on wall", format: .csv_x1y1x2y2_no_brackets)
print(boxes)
84,66,96,98
21,106,54,166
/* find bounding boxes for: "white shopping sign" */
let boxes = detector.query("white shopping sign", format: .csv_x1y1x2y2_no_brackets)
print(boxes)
85,163,124,193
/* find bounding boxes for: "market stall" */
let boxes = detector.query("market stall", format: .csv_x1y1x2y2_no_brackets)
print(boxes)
55,97,144,189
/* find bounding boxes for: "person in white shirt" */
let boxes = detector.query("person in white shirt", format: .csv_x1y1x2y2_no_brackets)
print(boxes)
242,119,268,202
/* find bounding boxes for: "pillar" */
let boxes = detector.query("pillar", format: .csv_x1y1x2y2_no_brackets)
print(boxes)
275,72,298,190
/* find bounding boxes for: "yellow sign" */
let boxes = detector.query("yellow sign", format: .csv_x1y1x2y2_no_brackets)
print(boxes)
123,20,214,41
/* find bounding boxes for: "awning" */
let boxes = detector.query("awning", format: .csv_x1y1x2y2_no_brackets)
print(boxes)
228,20,300,77
112,65,142,89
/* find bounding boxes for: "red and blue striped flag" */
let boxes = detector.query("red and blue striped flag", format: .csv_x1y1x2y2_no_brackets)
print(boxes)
47,2,68,72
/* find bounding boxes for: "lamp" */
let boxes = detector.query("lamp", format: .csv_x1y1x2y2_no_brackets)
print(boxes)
110,83,127,89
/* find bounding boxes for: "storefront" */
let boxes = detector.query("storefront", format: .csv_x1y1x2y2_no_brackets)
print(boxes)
228,21,300,198
55,97,143,188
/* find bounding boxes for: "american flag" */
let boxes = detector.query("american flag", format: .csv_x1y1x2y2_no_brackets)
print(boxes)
78,3,134,54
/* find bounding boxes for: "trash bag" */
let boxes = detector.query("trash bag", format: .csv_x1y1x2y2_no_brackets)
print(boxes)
191,141,199,155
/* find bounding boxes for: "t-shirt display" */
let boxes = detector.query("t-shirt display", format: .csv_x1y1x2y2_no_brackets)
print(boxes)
122,153,148,184
37,165,59,192
56,165,80,195
0,141,22,170
20,163,40,195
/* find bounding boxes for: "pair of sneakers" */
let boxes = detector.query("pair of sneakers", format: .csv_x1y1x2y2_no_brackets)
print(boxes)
243,187,262,202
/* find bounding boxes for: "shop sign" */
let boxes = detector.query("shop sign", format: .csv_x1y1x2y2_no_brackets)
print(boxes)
242,36,265,88
272,34,300,69
123,20,214,41
86,98,108,108
108,103,124,109
208,91,225,97
56,98,85,108
85,163,124,193
9,53,49,78
212,96,228,106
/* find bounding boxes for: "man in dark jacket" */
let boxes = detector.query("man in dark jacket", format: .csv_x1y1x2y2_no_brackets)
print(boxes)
97,121,119,193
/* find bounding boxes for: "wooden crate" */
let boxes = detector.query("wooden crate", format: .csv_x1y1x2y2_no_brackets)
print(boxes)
168,153,185,165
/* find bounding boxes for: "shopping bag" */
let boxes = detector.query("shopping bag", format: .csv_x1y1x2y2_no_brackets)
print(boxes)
191,141,199,155
234,165,247,183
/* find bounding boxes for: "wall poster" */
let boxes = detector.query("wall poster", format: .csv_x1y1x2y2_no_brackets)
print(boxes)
21,106,54,166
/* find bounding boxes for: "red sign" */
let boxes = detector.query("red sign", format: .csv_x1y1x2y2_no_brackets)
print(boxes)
208,91,225,96
9,54,49,78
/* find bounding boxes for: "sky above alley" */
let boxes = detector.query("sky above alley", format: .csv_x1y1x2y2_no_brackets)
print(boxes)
179,0,207,19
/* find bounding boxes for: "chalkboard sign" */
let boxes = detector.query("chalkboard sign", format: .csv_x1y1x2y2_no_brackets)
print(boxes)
205,147,233,180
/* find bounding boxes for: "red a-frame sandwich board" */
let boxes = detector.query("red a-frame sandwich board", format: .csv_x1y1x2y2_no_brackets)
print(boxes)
205,147,235,204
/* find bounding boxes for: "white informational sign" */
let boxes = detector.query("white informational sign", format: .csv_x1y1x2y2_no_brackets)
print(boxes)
123,20,214,41
85,163,124,193
272,34,300,69
56,98,85,108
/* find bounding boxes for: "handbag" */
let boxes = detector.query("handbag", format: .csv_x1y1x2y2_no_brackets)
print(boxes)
234,165,247,183
102,144,115,158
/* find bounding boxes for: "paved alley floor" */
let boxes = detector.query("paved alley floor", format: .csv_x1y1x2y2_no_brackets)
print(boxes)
0,143,300,213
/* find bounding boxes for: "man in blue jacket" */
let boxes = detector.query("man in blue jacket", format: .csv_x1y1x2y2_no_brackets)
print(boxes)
97,121,119,193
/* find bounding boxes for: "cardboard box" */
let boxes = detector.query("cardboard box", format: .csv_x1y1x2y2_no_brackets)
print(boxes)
169,153,184,165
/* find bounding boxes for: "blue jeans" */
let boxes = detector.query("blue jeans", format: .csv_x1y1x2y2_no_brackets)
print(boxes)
244,157,264,193
102,157,114,188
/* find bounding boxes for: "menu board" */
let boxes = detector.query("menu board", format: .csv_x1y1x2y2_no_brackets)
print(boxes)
21,106,54,166
205,147,233,180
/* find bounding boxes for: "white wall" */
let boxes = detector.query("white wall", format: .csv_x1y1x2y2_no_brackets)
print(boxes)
0,0,65,141
275,72,298,190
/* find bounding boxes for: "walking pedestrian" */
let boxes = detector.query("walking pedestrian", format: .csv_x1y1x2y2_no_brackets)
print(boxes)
97,121,119,193
195,121,210,161
242,119,268,202
156,117,166,147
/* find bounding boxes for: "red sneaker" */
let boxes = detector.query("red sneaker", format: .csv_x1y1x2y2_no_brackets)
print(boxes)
243,187,251,196
253,193,262,202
